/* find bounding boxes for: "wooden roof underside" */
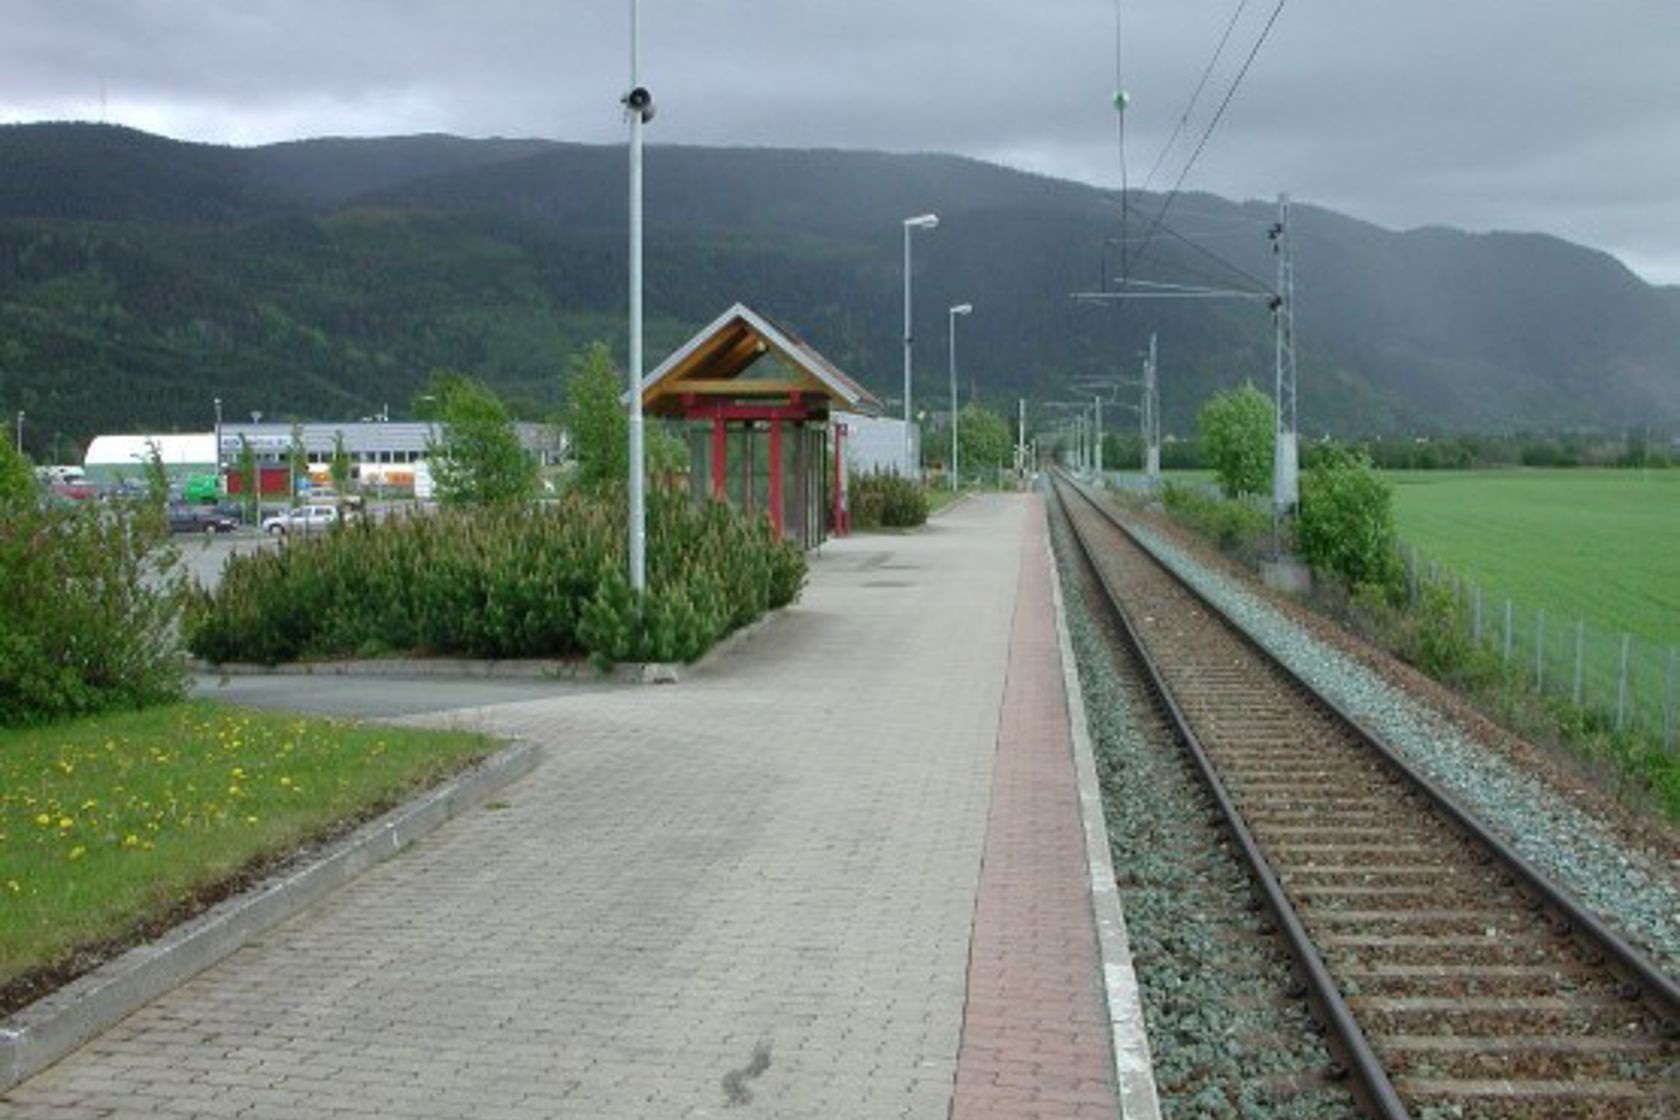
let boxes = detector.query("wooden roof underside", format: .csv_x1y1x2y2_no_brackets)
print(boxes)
639,304,882,418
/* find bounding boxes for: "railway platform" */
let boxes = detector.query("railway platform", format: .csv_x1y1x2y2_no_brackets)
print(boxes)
0,494,1155,1119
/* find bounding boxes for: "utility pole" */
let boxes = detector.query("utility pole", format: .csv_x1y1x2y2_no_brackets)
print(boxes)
624,0,657,594
1144,332,1160,479
1093,396,1103,478
1269,193,1299,520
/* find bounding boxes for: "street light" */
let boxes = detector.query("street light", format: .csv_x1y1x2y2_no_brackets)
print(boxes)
947,303,972,491
14,410,23,456
623,0,657,594
213,397,223,481
903,213,938,475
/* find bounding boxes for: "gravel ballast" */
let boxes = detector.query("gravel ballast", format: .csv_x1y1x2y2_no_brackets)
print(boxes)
1123,519,1680,974
1052,510,1359,1120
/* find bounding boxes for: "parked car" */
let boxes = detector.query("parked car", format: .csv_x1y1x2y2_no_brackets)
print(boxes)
260,504,353,535
167,504,240,534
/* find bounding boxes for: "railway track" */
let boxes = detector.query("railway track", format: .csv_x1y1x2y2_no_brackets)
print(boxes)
1049,471,1679,1118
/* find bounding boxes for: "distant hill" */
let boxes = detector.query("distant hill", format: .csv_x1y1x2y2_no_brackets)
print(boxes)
1,121,1676,457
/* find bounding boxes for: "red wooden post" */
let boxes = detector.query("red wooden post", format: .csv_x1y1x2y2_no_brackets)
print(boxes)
768,419,784,537
710,415,727,500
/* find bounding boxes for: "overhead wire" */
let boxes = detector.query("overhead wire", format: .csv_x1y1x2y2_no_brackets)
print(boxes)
1126,0,1290,287
1138,0,1252,196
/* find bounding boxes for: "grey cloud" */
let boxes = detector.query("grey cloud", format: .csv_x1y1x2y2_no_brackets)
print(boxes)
2,0,1677,281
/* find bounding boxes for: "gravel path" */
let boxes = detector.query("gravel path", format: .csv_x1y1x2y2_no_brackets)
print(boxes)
1051,509,1359,1120
1122,519,1680,974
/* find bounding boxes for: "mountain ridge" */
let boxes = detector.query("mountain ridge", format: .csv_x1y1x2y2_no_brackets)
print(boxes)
0,122,1674,456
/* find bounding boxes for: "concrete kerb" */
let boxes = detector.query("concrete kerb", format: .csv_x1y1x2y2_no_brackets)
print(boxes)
0,740,543,1093
1045,534,1163,1119
189,602,788,687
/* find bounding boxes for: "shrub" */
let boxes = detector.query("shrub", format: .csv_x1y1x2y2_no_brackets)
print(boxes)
850,470,928,529
1160,482,1270,557
0,499,188,726
184,489,806,667
1296,446,1403,598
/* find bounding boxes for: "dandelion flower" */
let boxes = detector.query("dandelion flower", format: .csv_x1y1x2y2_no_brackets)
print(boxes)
67,846,86,861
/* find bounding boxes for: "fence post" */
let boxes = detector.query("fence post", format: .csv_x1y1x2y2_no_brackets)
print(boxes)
1503,598,1513,664
1615,633,1631,732
1573,618,1585,707
1536,608,1546,692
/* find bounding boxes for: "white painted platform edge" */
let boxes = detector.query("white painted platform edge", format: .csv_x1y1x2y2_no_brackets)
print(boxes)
1045,532,1163,1120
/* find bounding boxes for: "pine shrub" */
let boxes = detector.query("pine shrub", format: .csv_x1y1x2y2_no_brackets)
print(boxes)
185,490,807,666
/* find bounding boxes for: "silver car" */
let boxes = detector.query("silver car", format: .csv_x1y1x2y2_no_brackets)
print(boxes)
261,503,351,535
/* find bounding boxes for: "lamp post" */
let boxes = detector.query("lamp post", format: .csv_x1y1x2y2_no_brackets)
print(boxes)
212,397,223,484
947,303,972,491
14,410,22,455
623,0,657,595
902,213,939,476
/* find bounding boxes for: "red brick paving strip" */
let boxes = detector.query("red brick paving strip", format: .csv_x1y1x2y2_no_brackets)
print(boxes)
952,498,1120,1120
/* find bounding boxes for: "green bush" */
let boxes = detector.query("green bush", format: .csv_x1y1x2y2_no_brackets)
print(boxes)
850,470,929,529
0,499,188,726
1296,446,1403,597
1198,384,1274,499
1160,482,1270,556
184,489,806,666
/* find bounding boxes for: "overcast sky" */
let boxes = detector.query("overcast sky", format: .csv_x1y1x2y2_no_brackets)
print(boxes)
5,1,1679,283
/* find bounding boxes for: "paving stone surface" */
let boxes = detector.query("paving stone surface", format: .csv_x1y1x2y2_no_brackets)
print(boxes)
951,503,1119,1120
2,493,1122,1120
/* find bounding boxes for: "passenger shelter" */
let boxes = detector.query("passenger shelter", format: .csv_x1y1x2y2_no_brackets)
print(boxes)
640,303,882,550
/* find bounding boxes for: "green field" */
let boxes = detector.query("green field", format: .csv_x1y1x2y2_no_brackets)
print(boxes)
1387,469,1680,650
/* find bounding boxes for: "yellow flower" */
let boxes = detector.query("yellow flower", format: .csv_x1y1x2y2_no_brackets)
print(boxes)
5,880,20,893
67,846,86,861
245,815,259,825
58,817,74,830
35,813,50,827
123,834,140,848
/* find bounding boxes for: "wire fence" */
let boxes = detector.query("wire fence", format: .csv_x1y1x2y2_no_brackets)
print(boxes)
1402,541,1679,753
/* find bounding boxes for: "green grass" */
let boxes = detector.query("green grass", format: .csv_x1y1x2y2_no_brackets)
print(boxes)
0,702,496,995
1388,468,1680,648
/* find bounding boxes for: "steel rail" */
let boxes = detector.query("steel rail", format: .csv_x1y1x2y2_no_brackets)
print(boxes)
1048,472,1410,1119
1054,470,1680,1025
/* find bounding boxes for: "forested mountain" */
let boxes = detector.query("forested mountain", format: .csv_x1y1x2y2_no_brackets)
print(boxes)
1,121,1676,458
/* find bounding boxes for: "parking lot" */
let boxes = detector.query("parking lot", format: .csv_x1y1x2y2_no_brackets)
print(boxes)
172,531,278,592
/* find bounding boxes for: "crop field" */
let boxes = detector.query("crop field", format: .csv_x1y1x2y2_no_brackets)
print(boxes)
1387,468,1680,649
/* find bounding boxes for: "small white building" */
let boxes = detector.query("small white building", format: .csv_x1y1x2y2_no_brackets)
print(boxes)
83,433,217,483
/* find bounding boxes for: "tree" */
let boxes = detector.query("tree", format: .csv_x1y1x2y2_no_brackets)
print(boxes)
564,342,628,490
0,438,35,512
955,404,1012,484
1296,446,1403,595
428,375,537,507
237,436,259,525
287,423,309,510
1198,384,1273,499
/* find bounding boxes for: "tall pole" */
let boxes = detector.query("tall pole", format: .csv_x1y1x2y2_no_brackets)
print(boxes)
213,397,223,488
14,410,22,455
1093,395,1103,478
1017,398,1025,477
1145,332,1160,479
947,303,971,492
625,0,650,593
902,214,937,477
949,309,959,492
1270,193,1299,519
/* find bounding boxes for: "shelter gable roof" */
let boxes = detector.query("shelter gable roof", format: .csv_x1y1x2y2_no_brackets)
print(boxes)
640,303,882,417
